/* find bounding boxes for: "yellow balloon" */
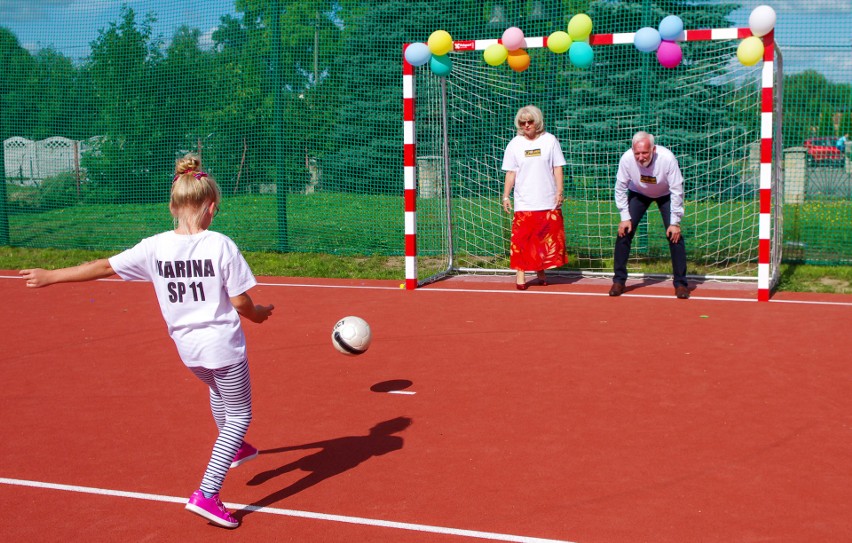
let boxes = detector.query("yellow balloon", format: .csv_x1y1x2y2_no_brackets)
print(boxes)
507,49,531,72
568,14,593,41
483,43,509,66
547,31,572,54
737,36,764,66
428,30,453,56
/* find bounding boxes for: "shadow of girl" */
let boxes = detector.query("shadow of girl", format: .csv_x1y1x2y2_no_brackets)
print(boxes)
238,417,412,516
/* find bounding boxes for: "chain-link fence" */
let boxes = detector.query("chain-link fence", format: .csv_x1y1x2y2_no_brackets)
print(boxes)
1,1,850,264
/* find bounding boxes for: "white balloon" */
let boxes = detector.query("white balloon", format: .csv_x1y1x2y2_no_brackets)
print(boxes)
749,5,777,37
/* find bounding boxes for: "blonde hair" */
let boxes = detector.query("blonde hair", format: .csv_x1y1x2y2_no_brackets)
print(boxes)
170,153,221,229
515,105,545,136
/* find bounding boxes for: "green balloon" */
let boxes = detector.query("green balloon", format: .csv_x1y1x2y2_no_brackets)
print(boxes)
430,54,452,77
569,42,594,68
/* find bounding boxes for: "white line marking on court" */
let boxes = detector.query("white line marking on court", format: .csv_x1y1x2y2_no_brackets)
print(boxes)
3,274,851,307
388,286,852,307
387,390,417,395
0,477,574,543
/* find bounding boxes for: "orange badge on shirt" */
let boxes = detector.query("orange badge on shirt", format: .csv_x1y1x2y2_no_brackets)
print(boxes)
640,174,657,184
525,149,542,157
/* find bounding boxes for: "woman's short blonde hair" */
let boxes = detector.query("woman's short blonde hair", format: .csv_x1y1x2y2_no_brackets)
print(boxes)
170,153,221,228
515,105,545,136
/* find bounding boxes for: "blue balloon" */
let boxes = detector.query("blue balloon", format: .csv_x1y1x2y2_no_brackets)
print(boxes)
634,27,661,53
568,42,594,69
658,15,684,41
405,42,432,67
430,54,452,77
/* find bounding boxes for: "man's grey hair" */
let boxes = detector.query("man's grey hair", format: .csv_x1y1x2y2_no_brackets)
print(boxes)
632,131,655,147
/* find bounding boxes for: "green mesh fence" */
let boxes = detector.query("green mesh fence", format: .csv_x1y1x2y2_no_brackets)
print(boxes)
1,1,851,267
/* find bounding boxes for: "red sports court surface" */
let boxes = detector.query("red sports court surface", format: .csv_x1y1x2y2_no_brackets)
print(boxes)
1,272,850,542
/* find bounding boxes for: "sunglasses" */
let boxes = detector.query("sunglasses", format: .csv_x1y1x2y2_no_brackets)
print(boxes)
519,120,535,126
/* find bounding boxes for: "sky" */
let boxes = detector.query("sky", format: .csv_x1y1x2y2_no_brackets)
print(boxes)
728,0,852,82
0,0,238,59
1,0,851,81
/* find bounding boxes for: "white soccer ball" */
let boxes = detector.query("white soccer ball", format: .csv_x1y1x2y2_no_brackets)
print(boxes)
331,316,372,356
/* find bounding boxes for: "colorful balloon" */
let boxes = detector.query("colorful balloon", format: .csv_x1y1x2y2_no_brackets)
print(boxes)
428,30,453,56
737,36,765,66
656,40,682,68
502,26,526,51
634,27,661,53
658,15,684,41
483,43,509,66
749,5,777,37
568,42,594,68
507,49,531,72
568,14,593,41
429,54,452,77
404,42,431,67
547,31,572,54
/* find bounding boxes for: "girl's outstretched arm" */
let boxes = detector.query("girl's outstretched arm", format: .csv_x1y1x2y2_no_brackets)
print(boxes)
20,259,116,288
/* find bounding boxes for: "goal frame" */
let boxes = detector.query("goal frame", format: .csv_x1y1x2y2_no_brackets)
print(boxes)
403,28,782,301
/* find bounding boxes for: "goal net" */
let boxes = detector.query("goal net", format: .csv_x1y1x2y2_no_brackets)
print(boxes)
405,30,783,299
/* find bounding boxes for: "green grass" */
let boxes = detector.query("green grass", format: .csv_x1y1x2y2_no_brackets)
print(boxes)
4,193,404,255
2,194,851,293
2,245,851,294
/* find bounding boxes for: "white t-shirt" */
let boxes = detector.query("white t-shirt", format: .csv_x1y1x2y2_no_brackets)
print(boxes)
108,230,257,369
615,145,684,225
501,132,566,212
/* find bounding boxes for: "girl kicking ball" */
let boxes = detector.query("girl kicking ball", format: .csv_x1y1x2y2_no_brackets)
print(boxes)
20,154,274,528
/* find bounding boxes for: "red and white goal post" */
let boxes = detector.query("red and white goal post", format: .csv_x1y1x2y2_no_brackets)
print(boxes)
404,28,783,301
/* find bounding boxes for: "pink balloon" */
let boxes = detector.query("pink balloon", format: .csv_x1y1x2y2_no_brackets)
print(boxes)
501,26,526,51
656,40,682,68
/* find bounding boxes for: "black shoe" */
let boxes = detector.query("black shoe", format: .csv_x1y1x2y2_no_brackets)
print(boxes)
609,283,625,296
675,286,690,299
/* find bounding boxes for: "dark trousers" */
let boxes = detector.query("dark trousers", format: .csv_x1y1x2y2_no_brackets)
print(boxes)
613,190,687,287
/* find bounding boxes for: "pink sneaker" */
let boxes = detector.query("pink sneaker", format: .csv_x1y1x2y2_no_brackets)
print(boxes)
231,441,259,468
185,490,239,529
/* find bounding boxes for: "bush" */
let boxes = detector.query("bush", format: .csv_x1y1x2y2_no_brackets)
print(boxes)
39,172,83,210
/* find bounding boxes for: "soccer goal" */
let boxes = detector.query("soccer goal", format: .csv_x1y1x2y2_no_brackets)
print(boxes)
403,28,783,301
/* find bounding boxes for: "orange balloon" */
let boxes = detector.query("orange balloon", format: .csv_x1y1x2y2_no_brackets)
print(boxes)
507,49,530,72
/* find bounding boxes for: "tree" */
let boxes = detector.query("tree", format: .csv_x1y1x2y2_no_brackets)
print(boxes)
324,0,485,194
84,6,164,204
156,26,214,182
29,48,96,140
783,70,852,145
555,1,745,199
0,28,38,139
0,28,37,244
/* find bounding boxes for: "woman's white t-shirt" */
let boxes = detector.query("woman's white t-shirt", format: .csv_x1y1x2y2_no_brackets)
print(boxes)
108,230,257,369
501,132,566,211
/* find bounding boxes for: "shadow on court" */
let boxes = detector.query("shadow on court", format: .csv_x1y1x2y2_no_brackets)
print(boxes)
237,416,413,517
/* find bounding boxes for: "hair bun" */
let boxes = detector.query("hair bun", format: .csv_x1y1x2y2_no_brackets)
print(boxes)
175,154,202,175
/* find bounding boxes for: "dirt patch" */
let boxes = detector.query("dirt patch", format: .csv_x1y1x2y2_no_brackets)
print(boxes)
819,277,851,289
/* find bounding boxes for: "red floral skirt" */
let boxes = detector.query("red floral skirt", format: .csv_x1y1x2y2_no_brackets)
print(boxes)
510,209,567,271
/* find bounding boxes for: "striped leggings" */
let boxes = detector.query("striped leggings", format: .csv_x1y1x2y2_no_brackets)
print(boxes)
189,358,253,496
